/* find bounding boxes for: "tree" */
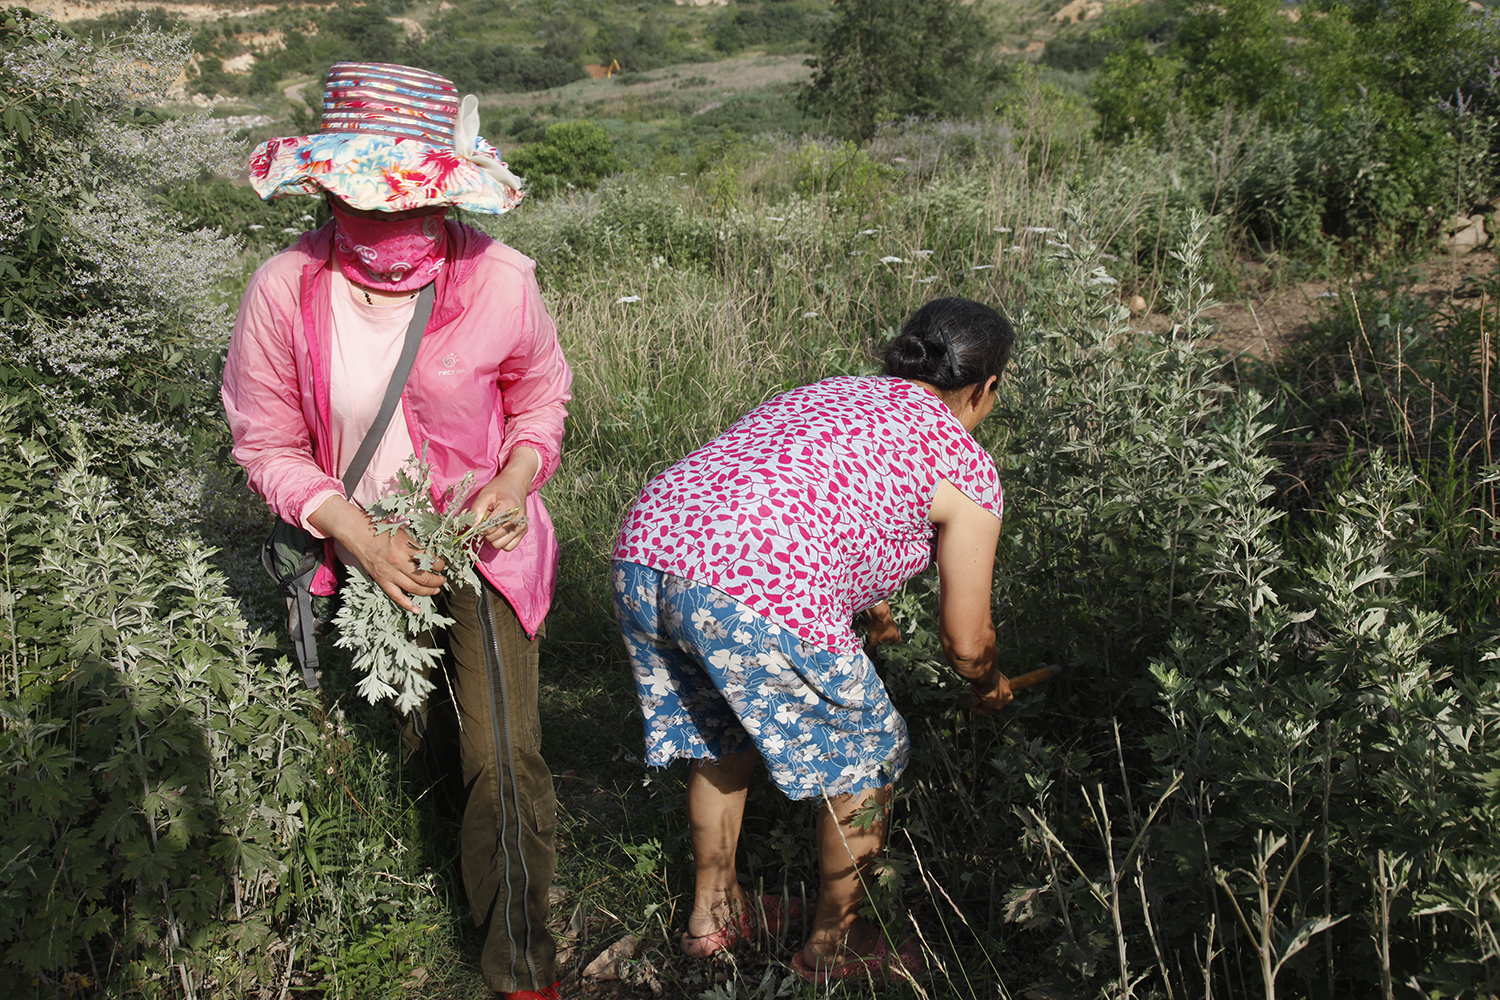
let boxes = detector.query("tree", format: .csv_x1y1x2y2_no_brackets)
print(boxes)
1090,41,1183,143
800,0,1001,142
1171,0,1295,123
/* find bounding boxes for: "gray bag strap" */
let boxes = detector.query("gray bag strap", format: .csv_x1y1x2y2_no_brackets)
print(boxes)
340,281,436,493
292,281,436,690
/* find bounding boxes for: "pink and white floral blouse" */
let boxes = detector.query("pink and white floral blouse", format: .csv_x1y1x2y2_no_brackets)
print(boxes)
613,376,1002,655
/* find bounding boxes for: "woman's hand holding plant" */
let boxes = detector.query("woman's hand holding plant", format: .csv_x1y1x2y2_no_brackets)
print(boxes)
308,494,446,613
330,452,532,712
470,446,539,551
862,600,904,656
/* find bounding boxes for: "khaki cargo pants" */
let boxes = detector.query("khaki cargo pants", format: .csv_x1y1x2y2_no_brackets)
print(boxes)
404,581,557,994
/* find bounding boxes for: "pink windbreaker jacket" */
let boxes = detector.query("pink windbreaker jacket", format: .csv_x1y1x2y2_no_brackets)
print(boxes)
222,221,572,638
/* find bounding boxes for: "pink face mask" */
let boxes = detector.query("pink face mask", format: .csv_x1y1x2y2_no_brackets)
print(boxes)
330,202,448,291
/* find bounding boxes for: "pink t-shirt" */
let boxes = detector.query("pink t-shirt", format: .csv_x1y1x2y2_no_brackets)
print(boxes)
300,272,419,544
613,376,1003,654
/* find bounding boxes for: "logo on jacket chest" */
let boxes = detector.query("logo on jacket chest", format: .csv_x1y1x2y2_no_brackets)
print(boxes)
437,352,466,377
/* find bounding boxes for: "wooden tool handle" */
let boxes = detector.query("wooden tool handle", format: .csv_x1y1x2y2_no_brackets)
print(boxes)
1007,663,1063,691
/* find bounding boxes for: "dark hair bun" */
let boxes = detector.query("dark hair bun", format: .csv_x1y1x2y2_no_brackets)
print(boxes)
885,333,939,372
884,297,1015,391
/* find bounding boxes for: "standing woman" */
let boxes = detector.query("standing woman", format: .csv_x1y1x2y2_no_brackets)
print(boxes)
222,63,571,1000
611,297,1015,983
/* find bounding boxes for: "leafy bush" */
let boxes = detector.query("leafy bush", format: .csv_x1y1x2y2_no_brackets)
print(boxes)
1040,31,1122,73
872,215,1500,996
159,174,328,248
1231,99,1484,254
592,13,697,73
788,139,893,212
1087,0,1498,252
710,2,815,54
0,417,322,996
412,37,585,94
320,3,402,63
508,120,624,194
1091,41,1184,143
0,8,238,506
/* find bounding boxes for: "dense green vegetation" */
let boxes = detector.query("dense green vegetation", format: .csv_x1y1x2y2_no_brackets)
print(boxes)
2,1,1499,997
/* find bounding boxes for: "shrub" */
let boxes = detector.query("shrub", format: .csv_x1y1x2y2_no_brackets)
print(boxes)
1087,0,1498,252
1231,99,1477,254
788,139,893,212
710,3,814,54
508,121,624,194
413,37,585,94
159,174,328,248
320,4,401,64
1040,31,1122,73
0,8,239,508
0,417,322,995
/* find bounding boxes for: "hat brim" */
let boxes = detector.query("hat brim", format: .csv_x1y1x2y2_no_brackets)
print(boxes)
249,132,525,215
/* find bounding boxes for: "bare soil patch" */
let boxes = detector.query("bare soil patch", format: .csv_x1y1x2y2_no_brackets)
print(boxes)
1133,249,1498,360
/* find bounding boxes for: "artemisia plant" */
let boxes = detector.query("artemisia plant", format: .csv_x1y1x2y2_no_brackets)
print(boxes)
334,451,526,713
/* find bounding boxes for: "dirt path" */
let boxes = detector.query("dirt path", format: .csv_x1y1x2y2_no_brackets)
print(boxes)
1136,250,1498,359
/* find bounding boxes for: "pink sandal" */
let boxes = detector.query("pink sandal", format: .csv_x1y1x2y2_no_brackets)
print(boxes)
680,894,805,958
790,934,925,984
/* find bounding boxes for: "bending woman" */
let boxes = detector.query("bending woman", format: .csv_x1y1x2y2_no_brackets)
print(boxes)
611,297,1015,983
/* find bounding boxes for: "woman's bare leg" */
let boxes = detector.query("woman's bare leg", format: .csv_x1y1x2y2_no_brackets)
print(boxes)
685,750,756,937
799,784,892,967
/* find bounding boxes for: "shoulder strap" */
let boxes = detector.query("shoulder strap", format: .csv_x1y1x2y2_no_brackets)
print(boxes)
340,282,435,493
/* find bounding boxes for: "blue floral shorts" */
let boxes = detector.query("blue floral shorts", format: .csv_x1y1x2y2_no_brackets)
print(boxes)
611,560,909,801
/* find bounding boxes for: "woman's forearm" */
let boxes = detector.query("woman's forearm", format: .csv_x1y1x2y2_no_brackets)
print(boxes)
489,445,540,498
306,492,374,546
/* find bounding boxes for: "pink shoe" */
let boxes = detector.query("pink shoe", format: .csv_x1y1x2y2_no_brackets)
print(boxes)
680,894,805,958
790,934,925,984
498,981,559,1000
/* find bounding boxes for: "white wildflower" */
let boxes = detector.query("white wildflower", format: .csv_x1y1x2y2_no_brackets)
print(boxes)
616,295,642,303
878,256,904,264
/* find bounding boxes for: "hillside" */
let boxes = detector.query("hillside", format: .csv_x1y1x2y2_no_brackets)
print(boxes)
34,0,1119,148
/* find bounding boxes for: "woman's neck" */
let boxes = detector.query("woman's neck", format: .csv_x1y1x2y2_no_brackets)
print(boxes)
333,255,421,306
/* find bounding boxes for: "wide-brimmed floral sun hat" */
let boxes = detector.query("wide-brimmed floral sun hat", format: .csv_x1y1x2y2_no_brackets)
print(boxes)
248,61,526,214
